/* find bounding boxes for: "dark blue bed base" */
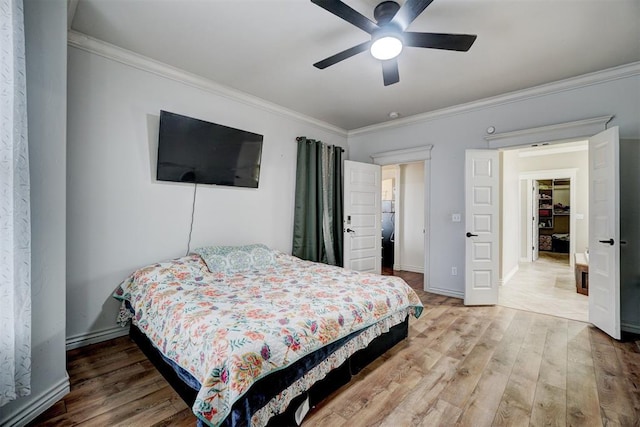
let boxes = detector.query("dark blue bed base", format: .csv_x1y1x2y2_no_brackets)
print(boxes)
130,317,409,426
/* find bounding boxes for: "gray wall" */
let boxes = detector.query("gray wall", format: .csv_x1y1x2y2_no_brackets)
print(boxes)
66,43,348,346
0,0,68,425
398,163,425,272
620,139,640,334
348,72,640,296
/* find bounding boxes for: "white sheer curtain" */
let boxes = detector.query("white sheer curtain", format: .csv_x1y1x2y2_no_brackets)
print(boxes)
0,0,31,407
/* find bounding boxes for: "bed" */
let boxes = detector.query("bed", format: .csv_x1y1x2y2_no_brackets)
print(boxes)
114,244,423,426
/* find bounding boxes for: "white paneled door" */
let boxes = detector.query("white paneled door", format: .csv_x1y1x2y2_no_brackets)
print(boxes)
464,150,500,305
343,160,381,274
588,127,620,340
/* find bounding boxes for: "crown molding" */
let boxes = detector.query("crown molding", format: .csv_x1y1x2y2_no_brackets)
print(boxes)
485,115,613,149
67,30,348,138
349,62,640,137
371,145,433,165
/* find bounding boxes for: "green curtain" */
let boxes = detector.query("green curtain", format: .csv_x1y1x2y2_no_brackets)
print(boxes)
292,137,343,266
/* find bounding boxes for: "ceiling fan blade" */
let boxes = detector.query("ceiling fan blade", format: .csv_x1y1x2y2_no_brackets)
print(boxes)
311,0,379,34
390,0,436,31
381,59,399,86
314,41,371,69
404,32,477,51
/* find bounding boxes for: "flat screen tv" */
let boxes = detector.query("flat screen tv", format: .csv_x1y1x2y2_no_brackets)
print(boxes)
157,110,264,188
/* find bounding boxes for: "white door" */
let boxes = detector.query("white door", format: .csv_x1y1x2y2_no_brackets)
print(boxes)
343,160,381,273
532,180,540,261
464,150,500,305
588,127,620,339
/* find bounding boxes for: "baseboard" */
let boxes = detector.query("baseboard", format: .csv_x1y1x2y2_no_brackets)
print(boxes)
424,286,464,299
0,374,69,427
621,322,640,335
66,325,129,350
394,264,424,274
500,265,520,286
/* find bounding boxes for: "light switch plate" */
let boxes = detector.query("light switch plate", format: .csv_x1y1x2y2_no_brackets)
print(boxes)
452,213,461,222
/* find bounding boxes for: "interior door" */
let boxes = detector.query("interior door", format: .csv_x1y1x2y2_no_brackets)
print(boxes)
464,150,500,305
588,126,620,340
533,180,539,261
343,160,381,273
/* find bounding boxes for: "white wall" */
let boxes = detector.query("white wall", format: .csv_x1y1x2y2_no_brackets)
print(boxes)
397,163,424,272
501,150,521,280
0,1,68,425
519,179,529,260
348,71,640,297
381,164,396,201
381,165,396,182
66,45,347,345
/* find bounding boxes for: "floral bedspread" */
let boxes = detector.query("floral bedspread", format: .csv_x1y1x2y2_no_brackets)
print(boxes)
114,252,423,426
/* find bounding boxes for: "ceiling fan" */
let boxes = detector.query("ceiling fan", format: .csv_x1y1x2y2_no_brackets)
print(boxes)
311,0,477,86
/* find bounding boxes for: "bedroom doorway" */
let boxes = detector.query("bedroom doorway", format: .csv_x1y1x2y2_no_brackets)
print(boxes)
371,145,433,291
380,163,424,276
465,122,624,339
498,142,588,322
467,121,622,338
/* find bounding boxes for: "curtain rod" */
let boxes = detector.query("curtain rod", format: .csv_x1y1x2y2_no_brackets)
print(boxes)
295,136,345,152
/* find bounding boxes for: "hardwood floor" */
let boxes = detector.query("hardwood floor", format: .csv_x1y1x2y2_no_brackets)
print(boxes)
29,270,639,426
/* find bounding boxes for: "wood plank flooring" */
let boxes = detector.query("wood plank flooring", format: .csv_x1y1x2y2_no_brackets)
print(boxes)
29,270,639,426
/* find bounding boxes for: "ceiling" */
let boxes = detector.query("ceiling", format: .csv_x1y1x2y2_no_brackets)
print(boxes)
70,0,640,131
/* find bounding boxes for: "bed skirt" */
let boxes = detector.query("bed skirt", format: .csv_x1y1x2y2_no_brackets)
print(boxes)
130,317,409,426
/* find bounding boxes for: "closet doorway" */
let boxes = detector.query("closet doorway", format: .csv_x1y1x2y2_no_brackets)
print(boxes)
534,178,571,262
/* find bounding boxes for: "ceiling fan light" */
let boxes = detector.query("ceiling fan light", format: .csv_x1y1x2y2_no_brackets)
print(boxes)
370,35,403,60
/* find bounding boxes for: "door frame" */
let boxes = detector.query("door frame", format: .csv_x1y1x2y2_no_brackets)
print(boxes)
485,116,612,293
371,145,433,291
518,168,578,267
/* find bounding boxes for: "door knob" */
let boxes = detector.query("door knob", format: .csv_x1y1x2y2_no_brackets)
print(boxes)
466,232,478,238
598,238,614,245
346,228,356,234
